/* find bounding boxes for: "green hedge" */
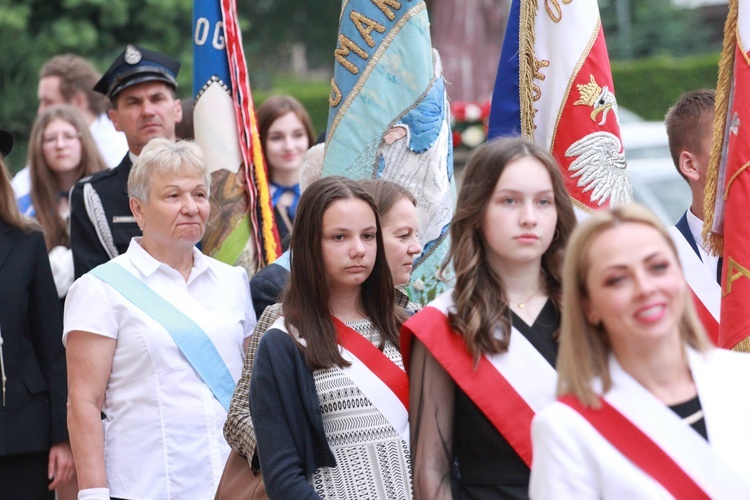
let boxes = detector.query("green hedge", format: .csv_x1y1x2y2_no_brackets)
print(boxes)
611,53,720,121
254,78,332,139
255,52,724,141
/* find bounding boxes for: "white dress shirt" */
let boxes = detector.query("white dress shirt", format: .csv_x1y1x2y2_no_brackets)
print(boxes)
64,238,255,499
88,112,128,168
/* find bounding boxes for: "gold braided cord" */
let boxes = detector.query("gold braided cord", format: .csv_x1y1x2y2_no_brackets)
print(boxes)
703,0,738,256
733,335,750,353
249,114,280,265
519,0,538,138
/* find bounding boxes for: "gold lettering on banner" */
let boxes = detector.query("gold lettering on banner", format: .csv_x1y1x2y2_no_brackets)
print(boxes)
335,34,369,75
370,0,401,21
330,78,342,107
723,256,750,297
351,11,386,47
545,0,573,23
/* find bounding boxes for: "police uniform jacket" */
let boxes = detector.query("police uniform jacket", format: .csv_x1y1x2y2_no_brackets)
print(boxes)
70,153,141,279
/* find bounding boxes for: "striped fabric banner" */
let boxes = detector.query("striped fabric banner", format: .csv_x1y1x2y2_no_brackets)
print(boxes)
322,0,456,303
488,0,632,215
193,0,280,274
703,0,750,351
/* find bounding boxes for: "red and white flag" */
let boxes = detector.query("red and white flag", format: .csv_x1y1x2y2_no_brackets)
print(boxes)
703,0,750,351
488,0,632,215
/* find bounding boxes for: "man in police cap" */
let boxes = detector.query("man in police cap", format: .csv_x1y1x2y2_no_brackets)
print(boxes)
69,44,182,278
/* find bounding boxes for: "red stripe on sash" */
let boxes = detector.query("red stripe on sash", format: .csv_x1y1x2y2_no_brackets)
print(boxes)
333,317,409,410
401,307,534,466
559,395,711,500
689,288,719,346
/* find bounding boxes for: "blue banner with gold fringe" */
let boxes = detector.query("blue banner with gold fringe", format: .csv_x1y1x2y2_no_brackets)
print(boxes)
323,0,455,303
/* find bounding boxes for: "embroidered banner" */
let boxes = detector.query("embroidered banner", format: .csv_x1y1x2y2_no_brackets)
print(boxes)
703,0,750,351
193,0,280,275
488,0,632,215
322,0,455,303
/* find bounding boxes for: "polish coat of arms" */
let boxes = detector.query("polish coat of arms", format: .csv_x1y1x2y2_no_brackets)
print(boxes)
565,75,633,206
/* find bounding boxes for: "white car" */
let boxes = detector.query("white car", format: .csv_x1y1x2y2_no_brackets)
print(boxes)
620,116,692,226
627,158,691,226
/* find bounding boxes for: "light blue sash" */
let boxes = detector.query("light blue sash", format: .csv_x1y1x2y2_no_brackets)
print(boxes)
90,262,235,411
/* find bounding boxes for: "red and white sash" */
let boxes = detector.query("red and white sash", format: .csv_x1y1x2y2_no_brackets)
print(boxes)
271,316,410,446
401,291,557,466
667,226,720,345
562,351,750,498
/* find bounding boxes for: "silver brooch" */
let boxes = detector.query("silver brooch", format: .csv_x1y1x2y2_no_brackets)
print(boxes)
124,45,142,65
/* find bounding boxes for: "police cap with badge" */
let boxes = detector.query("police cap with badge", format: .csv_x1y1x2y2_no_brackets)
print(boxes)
94,44,181,100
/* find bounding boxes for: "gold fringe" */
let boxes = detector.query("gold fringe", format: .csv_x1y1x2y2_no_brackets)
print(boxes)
733,335,750,353
702,0,738,256
519,0,538,138
250,116,280,266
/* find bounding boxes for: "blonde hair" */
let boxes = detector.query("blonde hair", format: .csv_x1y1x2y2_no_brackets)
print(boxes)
128,138,210,202
557,203,712,407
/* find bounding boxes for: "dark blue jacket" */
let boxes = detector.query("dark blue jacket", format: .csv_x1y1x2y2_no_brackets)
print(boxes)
0,222,66,455
250,328,335,499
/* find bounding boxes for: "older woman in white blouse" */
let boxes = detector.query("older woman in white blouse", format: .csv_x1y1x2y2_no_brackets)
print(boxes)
65,138,255,500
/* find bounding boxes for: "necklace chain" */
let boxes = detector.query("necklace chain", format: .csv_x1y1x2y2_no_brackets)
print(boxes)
511,285,542,309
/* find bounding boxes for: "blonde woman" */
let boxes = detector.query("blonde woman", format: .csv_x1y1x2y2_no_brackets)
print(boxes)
530,203,750,498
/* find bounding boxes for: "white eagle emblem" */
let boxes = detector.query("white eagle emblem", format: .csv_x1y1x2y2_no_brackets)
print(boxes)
565,75,633,206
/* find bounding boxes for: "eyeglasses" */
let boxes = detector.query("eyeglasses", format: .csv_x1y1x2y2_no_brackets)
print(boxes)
42,131,81,146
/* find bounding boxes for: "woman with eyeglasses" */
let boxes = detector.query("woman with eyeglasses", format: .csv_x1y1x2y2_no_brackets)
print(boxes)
0,128,73,499
22,105,106,298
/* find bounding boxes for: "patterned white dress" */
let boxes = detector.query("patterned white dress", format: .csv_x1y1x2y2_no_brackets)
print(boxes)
309,319,413,499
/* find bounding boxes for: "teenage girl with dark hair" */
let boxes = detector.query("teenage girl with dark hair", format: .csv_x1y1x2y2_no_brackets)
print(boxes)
250,176,412,499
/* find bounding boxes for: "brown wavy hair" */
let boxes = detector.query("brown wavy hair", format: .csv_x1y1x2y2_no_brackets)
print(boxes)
283,176,402,370
29,105,106,249
443,136,576,363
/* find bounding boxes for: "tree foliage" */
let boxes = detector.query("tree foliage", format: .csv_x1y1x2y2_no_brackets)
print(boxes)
600,0,720,60
0,0,344,171
0,0,194,171
238,0,341,75
0,0,725,172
